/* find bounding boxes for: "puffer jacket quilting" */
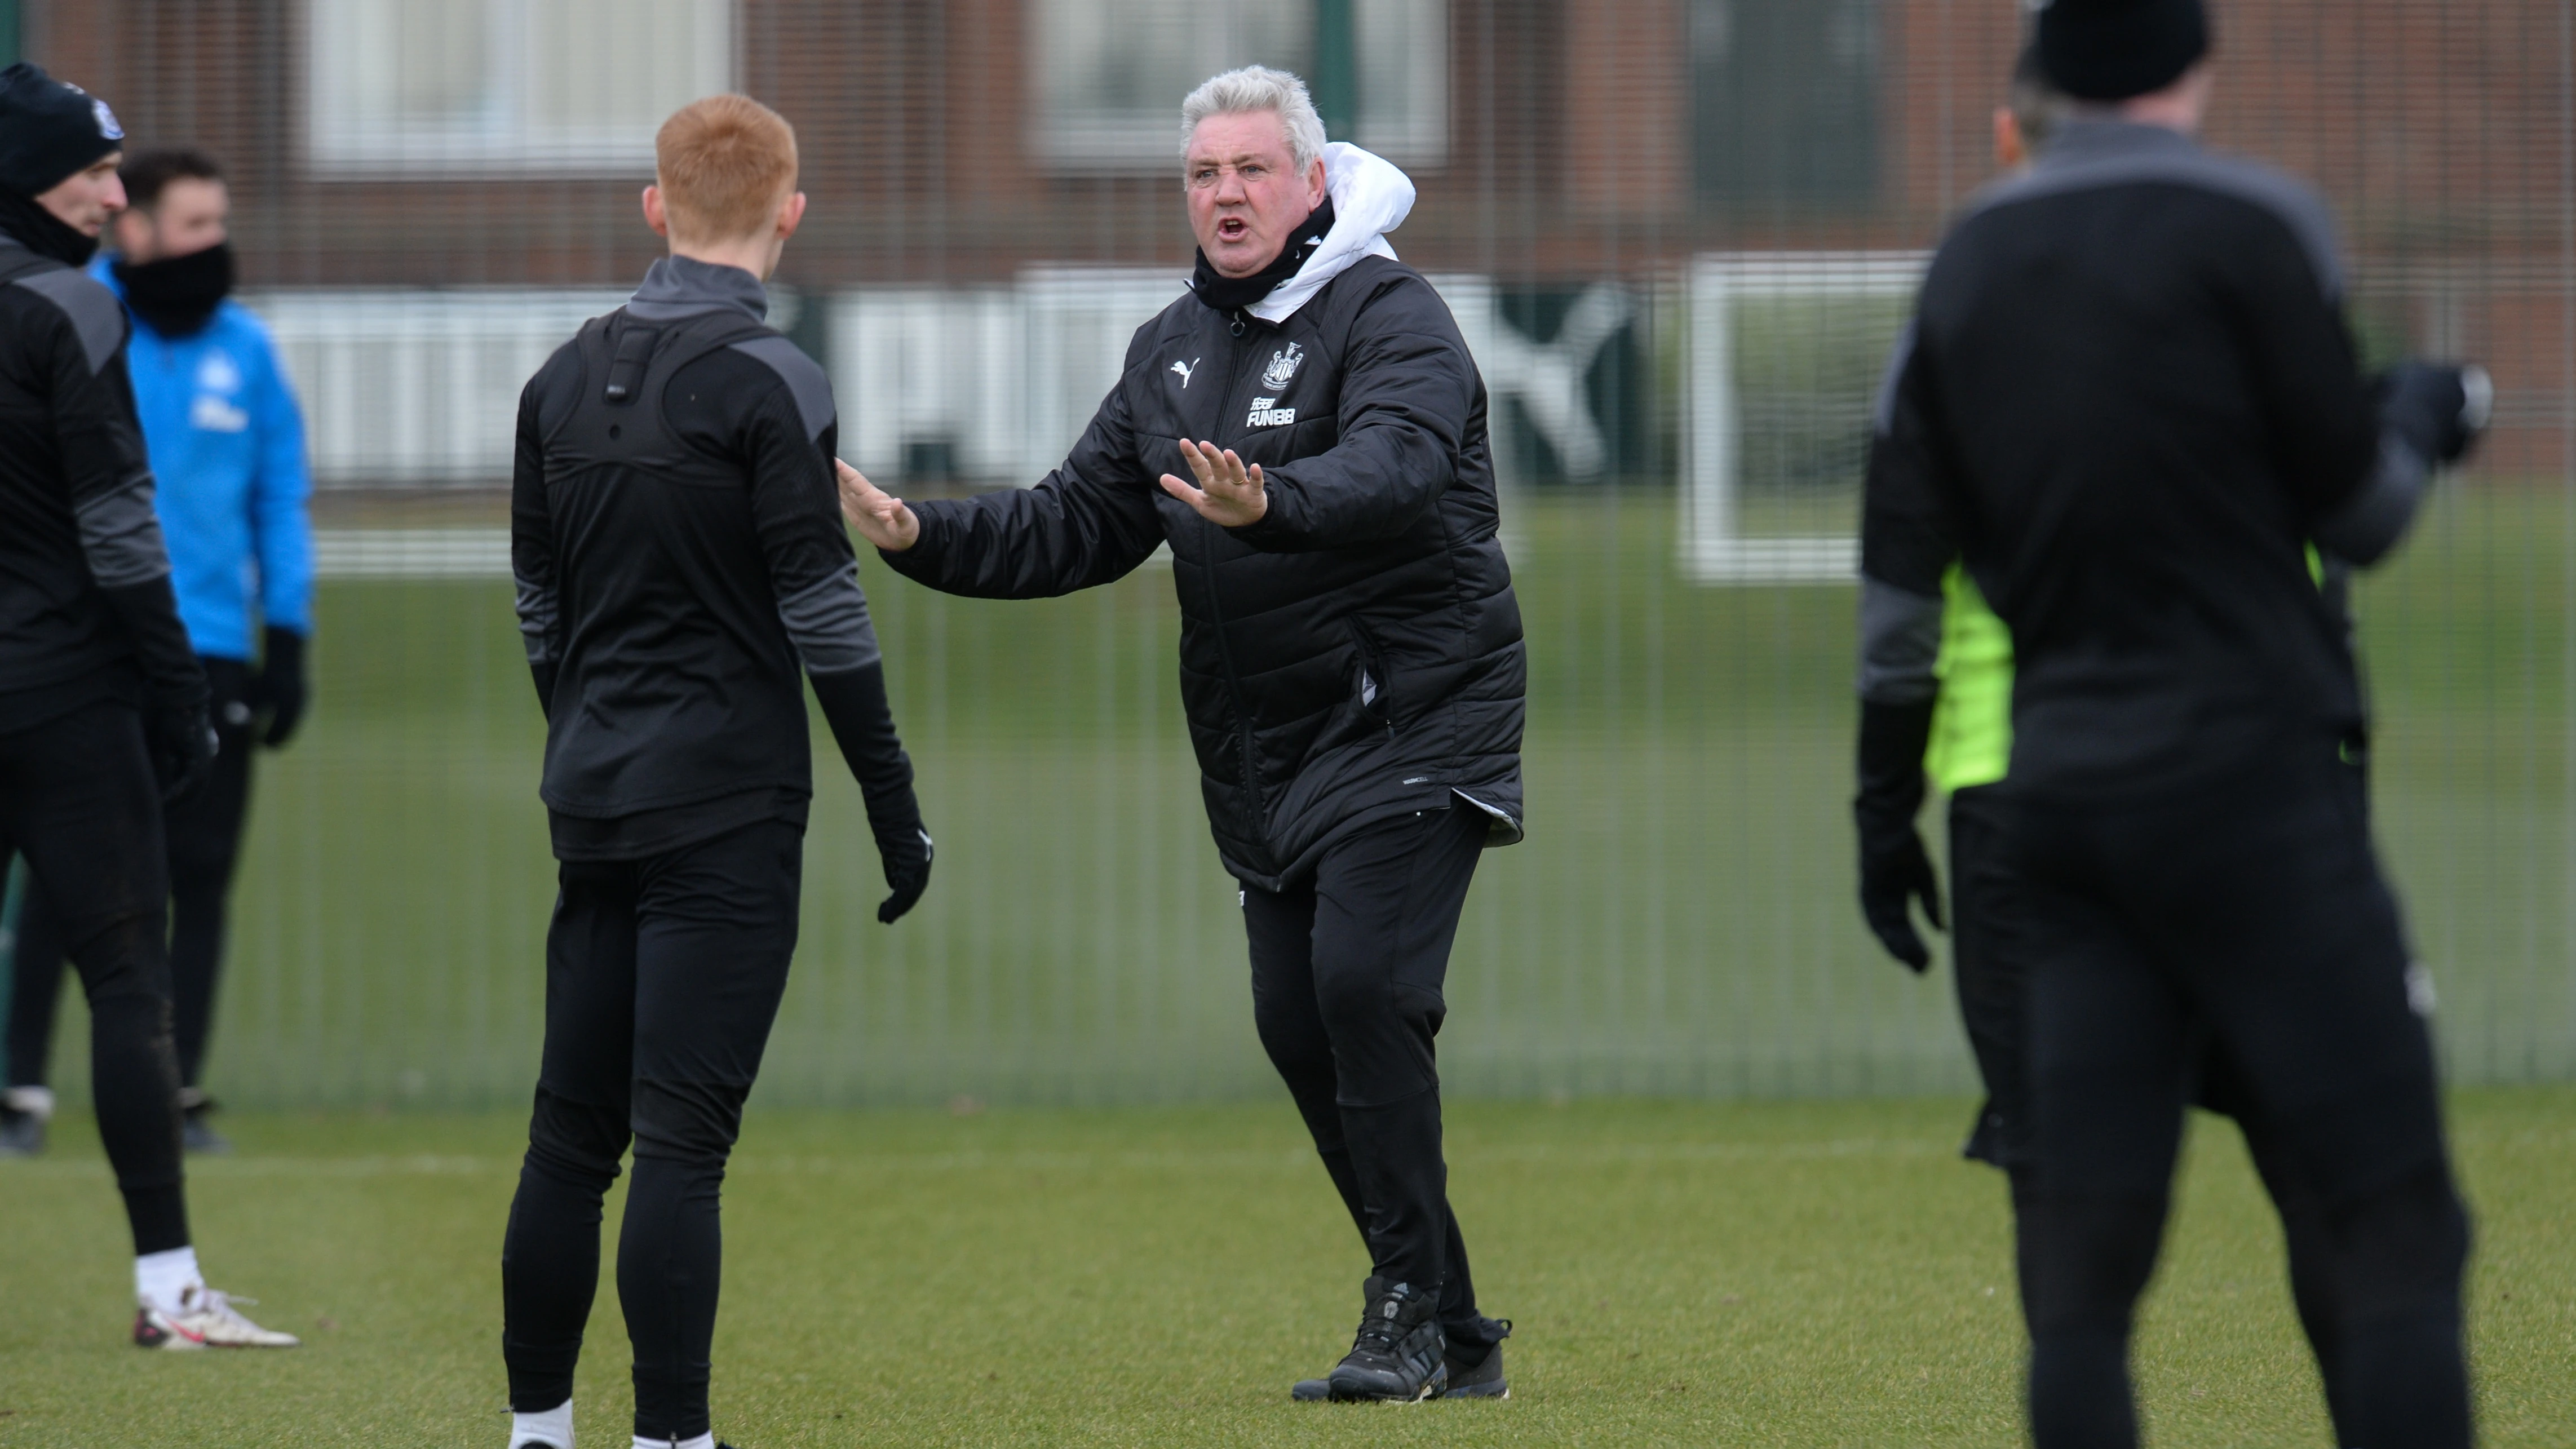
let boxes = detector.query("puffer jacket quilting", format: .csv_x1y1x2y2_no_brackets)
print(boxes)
885,254,1524,890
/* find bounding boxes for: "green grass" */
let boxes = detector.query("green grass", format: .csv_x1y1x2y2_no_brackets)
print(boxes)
2,1090,2570,1446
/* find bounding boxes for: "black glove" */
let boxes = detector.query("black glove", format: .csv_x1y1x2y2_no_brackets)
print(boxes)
809,662,935,924
1854,697,1944,972
148,699,219,803
2377,361,2493,466
873,817,934,925
251,624,308,747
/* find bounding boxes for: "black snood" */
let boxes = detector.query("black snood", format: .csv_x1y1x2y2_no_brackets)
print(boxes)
1190,197,1335,313
0,186,99,266
115,241,236,338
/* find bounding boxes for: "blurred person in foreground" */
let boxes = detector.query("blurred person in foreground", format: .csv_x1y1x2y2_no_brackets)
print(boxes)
838,65,1522,1404
502,94,931,1449
0,61,295,1348
1,145,313,1159
1866,1,2489,1444
1854,43,2411,1446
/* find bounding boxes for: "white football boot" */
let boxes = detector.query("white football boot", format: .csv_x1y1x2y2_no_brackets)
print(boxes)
134,1285,302,1349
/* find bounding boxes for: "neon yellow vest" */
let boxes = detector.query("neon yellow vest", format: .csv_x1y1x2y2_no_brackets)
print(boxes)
1925,546,2327,792
1925,564,2012,793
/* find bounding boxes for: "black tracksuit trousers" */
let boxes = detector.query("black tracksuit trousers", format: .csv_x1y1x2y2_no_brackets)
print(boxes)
0,696,189,1252
9,658,255,1096
1949,784,2360,1442
501,818,802,1444
1242,804,1503,1348
2006,743,2470,1449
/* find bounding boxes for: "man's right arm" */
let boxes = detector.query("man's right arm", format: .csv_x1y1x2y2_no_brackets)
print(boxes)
877,340,1165,598
2225,188,2482,566
1853,325,1954,973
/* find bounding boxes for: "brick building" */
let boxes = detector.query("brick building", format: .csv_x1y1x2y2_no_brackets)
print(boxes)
17,1,2568,482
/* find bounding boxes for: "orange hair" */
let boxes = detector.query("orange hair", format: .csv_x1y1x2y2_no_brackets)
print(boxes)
654,95,799,241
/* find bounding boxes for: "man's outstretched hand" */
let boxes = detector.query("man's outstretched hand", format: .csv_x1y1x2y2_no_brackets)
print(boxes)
837,459,921,552
1160,439,1269,528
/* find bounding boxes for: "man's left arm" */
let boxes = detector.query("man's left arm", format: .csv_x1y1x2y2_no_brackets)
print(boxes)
247,331,315,745
1224,273,1475,552
733,355,933,925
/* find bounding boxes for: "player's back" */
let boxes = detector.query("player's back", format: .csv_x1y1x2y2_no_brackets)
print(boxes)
1909,119,2378,800
512,259,852,829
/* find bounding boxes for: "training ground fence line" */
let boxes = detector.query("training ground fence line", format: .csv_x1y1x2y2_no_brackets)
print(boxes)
14,0,2576,1110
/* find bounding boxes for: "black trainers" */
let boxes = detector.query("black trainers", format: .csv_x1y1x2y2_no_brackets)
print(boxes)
1441,1318,1513,1399
1321,1277,1447,1403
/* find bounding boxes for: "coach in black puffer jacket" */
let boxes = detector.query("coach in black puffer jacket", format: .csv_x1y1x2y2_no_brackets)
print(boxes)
867,164,1521,893
842,68,1523,1401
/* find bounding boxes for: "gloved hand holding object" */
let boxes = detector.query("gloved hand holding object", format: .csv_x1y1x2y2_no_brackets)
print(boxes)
2377,361,2493,467
809,661,934,923
1854,696,1944,972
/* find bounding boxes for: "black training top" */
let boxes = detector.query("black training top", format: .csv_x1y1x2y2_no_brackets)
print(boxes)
0,231,200,733
1868,120,2382,801
511,256,883,860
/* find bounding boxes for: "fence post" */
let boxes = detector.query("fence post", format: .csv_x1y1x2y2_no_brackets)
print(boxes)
1312,0,1356,140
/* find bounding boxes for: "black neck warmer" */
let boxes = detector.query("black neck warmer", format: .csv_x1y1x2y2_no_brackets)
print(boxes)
115,242,236,338
0,186,99,267
1190,196,1335,313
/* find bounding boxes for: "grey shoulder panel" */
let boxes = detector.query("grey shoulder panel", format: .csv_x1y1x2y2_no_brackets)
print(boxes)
1857,576,1945,706
728,334,837,442
14,265,128,375
1972,151,2347,301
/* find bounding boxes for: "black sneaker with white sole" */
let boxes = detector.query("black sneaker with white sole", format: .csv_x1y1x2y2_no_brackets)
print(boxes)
1320,1277,1446,1402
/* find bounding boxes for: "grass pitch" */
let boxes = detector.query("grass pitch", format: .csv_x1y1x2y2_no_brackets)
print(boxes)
3,1090,2571,1447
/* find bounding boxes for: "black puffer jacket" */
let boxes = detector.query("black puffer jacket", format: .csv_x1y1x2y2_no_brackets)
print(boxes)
885,254,1525,890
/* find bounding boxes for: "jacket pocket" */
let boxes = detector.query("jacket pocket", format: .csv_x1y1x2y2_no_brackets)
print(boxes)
1349,621,1396,728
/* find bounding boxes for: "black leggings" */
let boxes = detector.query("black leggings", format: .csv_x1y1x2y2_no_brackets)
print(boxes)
2010,745,2469,1449
1949,785,2361,1441
10,658,254,1093
0,697,188,1252
501,818,802,1443
1242,805,1502,1347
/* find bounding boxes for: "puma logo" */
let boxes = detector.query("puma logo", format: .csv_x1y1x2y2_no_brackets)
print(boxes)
1170,358,1200,388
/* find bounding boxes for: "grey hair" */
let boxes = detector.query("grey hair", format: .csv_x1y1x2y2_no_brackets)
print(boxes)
1179,65,1327,173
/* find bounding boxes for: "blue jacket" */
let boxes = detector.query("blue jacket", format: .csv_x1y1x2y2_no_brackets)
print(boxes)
88,258,314,659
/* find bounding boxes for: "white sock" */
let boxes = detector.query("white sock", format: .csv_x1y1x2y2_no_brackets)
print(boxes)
3,1085,54,1119
509,1399,573,1448
630,1435,713,1449
134,1245,202,1317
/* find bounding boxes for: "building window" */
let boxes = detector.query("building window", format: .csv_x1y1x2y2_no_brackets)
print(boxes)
1033,0,1448,171
307,0,734,175
1691,0,1879,209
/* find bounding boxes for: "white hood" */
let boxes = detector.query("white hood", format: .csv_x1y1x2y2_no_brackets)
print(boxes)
1248,141,1417,324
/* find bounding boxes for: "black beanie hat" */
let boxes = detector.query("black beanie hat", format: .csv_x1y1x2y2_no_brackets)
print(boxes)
2036,0,2211,103
0,62,126,198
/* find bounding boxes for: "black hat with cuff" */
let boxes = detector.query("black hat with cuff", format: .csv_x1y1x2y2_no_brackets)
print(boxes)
2035,0,2211,103
0,62,125,198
